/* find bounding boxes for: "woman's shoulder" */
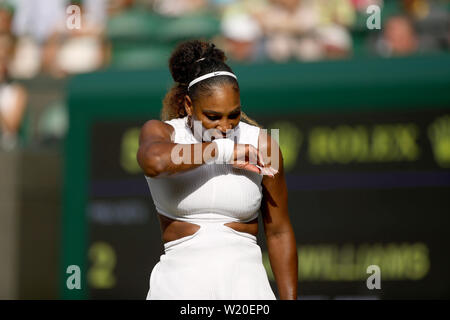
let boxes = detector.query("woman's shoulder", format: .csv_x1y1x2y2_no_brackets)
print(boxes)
141,117,185,131
139,119,176,142
148,116,189,143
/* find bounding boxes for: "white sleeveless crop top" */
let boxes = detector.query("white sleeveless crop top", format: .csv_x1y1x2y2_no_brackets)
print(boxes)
144,116,263,224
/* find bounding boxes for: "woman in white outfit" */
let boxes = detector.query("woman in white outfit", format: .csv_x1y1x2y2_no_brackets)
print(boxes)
138,40,297,300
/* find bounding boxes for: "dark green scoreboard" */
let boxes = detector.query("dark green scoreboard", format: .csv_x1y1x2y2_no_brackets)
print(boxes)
62,55,450,299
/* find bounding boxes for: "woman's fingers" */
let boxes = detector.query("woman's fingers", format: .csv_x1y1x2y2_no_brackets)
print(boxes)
233,162,259,173
231,144,276,176
233,161,278,177
242,163,261,174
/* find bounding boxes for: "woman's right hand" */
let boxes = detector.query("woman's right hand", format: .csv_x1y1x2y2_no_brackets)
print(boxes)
231,144,278,177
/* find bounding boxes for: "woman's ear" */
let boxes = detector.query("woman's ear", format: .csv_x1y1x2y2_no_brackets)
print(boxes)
184,95,193,116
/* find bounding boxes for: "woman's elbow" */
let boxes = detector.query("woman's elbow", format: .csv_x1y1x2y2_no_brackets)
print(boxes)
137,146,165,178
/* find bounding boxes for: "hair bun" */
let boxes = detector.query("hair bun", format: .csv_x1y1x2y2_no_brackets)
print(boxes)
202,43,226,62
168,40,227,84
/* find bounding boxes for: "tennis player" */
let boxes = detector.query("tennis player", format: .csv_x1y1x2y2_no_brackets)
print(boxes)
138,40,297,300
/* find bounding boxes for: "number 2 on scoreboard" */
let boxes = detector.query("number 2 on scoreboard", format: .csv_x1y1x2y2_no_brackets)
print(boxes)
87,241,117,289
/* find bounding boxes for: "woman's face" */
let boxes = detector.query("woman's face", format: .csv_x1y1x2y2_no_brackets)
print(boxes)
186,83,241,139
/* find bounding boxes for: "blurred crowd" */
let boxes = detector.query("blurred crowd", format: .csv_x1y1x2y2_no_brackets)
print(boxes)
0,0,449,150
219,0,450,62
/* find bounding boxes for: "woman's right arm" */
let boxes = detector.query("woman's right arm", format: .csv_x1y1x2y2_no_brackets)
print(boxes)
137,120,216,178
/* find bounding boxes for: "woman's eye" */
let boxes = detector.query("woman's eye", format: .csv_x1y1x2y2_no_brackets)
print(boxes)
228,113,240,119
206,115,221,121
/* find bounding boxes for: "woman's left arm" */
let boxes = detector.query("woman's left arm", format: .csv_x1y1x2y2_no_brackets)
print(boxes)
260,132,298,300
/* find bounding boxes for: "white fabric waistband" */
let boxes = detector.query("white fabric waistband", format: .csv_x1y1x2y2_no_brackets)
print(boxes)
163,222,257,252
155,209,258,225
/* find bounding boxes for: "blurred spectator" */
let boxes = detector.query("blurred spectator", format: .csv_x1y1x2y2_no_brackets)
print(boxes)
253,0,321,61
316,24,353,59
11,0,67,44
375,15,419,56
403,0,450,53
254,0,353,61
0,0,13,34
5,0,68,79
0,26,28,150
220,13,264,62
7,35,41,79
42,0,110,78
316,0,356,27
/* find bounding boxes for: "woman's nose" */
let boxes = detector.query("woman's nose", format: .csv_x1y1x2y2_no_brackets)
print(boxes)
218,121,232,134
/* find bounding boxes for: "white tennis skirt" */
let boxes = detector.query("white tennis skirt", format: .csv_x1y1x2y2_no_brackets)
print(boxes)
146,222,276,300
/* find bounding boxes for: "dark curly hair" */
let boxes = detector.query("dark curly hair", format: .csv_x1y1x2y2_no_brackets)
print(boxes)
161,39,259,127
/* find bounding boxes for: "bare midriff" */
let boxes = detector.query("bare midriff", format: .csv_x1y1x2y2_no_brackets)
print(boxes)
157,214,258,244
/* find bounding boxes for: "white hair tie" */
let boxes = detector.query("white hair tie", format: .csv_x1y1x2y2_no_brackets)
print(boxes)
188,71,237,90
